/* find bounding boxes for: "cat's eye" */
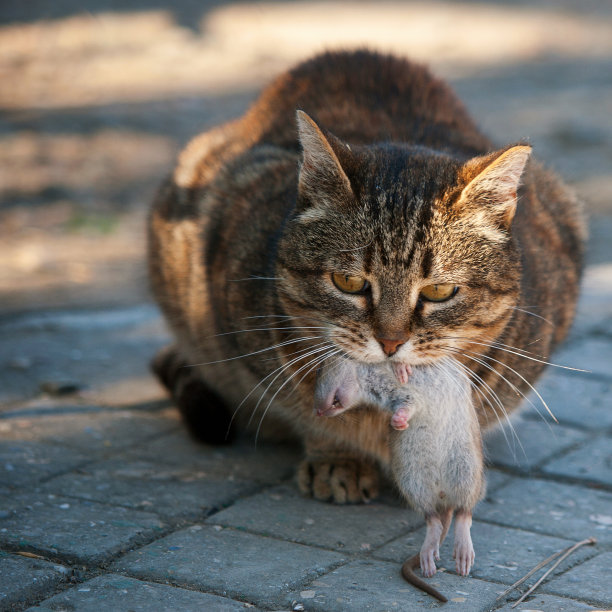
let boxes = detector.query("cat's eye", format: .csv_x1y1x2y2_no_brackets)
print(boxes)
420,283,458,302
332,273,369,294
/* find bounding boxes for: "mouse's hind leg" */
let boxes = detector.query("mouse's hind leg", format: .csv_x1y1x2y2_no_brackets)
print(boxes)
419,508,454,577
438,507,453,550
453,510,475,576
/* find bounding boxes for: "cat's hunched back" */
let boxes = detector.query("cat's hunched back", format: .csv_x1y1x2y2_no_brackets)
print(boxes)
149,50,585,503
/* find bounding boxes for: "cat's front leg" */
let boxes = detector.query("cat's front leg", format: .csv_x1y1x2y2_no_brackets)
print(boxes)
297,434,380,504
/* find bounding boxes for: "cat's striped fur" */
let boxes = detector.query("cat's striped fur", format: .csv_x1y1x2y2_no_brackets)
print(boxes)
148,51,585,503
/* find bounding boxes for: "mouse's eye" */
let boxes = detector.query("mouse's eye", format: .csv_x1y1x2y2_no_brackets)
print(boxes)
332,273,370,294
420,284,458,302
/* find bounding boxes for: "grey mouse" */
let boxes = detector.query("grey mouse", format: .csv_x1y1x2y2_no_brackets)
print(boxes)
314,357,485,602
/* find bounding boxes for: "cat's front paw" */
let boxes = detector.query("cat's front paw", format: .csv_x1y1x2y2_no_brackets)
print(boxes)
297,457,379,504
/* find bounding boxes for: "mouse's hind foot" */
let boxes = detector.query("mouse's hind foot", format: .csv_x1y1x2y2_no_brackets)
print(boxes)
453,510,475,576
419,514,444,577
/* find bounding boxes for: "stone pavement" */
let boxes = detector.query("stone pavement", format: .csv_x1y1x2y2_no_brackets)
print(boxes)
1,269,611,611
1,1,612,611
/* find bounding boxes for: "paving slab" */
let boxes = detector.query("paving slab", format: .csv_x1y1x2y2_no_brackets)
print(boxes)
0,305,169,405
0,493,164,564
121,431,301,485
209,483,422,554
545,552,612,607
28,574,254,612
483,419,588,472
0,440,91,489
112,524,346,609
0,552,69,609
522,371,612,430
286,558,502,611
40,458,263,519
496,593,596,611
372,521,593,586
542,435,612,487
0,406,179,454
484,468,512,494
474,477,612,545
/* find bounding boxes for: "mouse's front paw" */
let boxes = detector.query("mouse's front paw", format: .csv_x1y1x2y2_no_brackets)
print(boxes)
297,457,379,504
393,363,413,385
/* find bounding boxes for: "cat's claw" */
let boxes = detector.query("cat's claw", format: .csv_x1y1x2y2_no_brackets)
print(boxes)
297,457,379,504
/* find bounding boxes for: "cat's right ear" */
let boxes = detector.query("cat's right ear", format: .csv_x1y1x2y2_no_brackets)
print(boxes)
296,110,354,210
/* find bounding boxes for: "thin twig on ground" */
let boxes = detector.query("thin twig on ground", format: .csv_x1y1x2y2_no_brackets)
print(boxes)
497,536,597,608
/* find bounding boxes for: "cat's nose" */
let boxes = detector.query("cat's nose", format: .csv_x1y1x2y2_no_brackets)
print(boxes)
376,337,406,357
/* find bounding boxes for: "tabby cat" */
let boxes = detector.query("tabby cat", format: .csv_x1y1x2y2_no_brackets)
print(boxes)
148,50,585,503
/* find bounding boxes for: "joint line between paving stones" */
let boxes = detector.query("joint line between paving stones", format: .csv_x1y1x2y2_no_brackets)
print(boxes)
532,430,600,467
522,410,612,435
483,462,612,494
115,527,352,608
473,515,612,553
0,399,174,420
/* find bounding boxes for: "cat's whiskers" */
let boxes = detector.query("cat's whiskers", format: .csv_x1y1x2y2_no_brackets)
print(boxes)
456,346,559,425
432,357,509,437
437,349,517,430
441,336,587,373
337,241,373,253
228,339,335,437
431,357,469,399
228,276,281,282
510,306,554,326
188,335,326,367
440,348,526,457
247,343,338,431
283,346,346,399
261,340,332,363
254,347,342,445
440,333,576,424
242,314,293,320
208,325,330,339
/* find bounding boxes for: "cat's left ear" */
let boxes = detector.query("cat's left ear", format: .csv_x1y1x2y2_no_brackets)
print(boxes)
458,144,532,230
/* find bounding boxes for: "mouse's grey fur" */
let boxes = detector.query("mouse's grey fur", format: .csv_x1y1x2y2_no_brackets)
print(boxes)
314,357,485,600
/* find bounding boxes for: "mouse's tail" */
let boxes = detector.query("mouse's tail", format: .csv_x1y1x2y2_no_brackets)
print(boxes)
401,554,448,603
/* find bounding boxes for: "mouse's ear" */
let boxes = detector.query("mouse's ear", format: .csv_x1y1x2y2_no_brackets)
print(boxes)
296,110,354,211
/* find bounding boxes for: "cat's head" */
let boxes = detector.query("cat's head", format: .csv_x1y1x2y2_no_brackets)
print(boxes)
276,110,531,366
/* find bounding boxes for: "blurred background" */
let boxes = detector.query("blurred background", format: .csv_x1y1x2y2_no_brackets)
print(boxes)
1,0,611,315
